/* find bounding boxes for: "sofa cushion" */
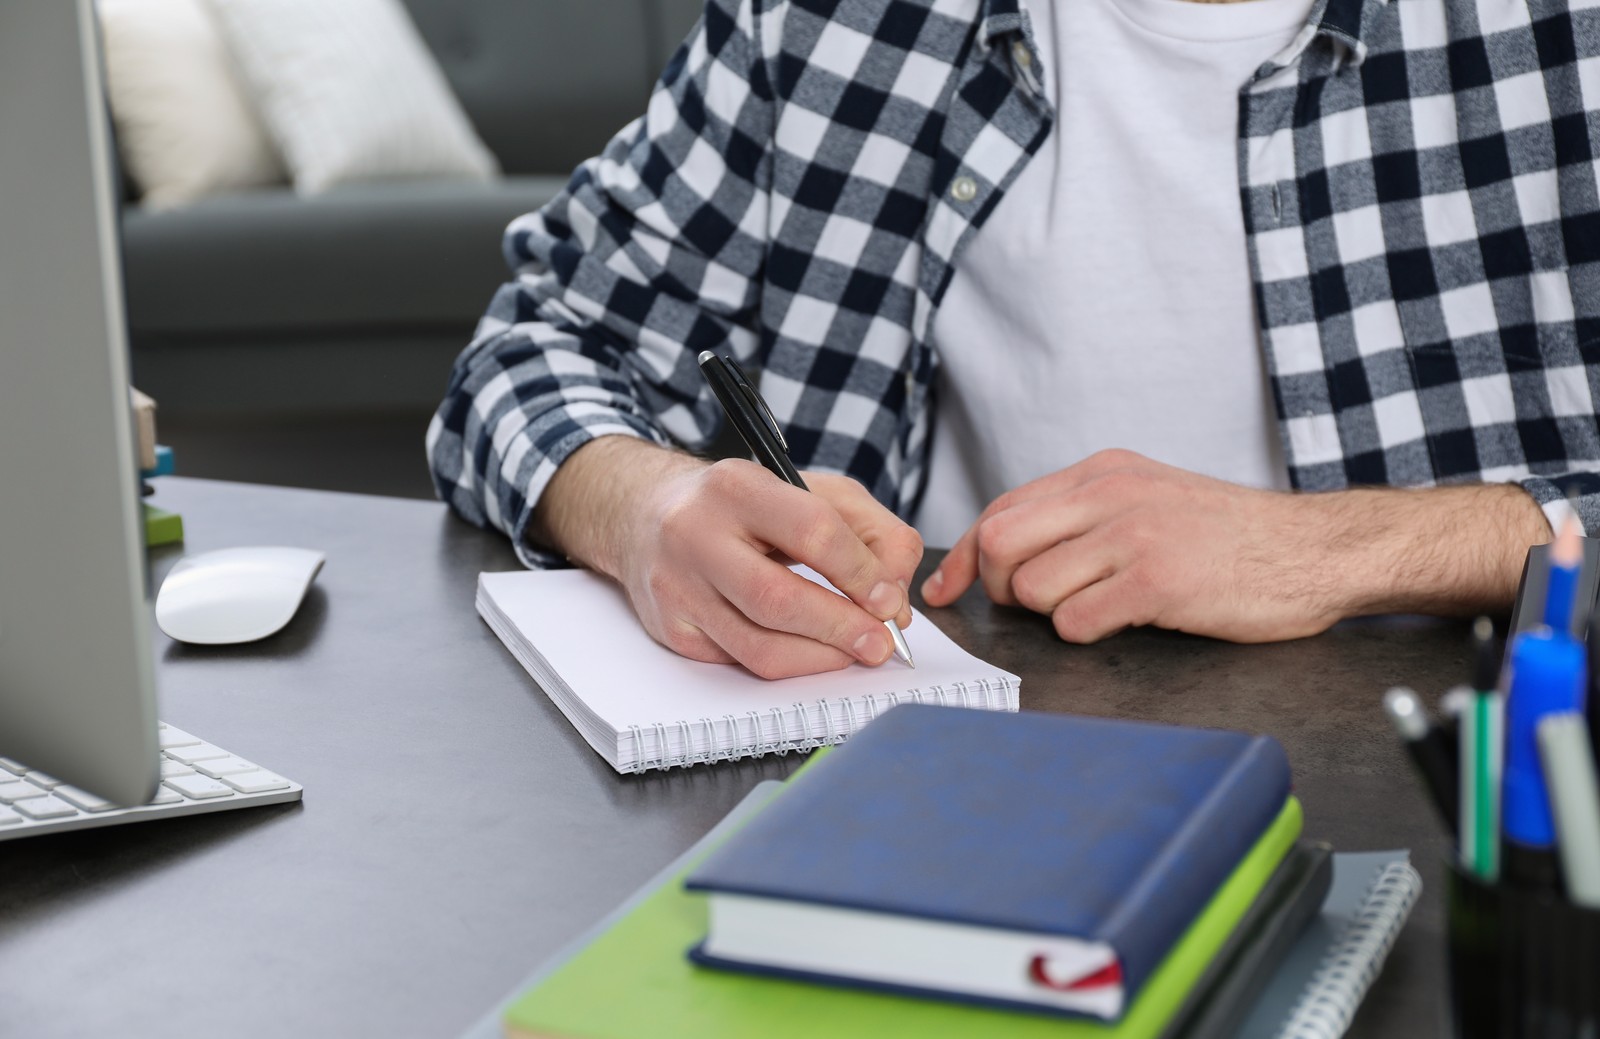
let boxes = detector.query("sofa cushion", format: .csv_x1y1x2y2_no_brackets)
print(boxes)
208,0,500,195
123,176,565,337
99,0,287,209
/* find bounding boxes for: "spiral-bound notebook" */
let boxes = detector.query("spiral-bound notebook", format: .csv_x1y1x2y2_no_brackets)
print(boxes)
1236,851,1421,1039
476,566,1021,773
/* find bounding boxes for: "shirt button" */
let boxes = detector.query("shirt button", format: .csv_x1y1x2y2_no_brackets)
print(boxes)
1012,40,1032,68
950,176,977,202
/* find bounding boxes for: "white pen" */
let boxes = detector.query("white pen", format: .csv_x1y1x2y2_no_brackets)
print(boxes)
1537,712,1600,907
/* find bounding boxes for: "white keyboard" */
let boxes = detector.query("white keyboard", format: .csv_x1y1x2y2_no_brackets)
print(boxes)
0,722,302,841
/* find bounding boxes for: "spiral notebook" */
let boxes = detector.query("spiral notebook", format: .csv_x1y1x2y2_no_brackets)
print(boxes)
1236,851,1421,1039
476,566,1021,773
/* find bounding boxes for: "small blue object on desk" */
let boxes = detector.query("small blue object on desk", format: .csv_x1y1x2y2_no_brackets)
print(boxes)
140,443,174,479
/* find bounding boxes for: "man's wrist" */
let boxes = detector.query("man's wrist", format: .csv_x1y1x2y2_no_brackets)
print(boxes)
529,436,706,577
1301,483,1553,620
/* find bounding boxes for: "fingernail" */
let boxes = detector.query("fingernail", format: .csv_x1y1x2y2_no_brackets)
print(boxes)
867,581,901,618
853,630,891,664
921,570,943,600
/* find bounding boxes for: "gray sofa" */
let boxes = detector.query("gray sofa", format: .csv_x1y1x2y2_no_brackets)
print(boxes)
123,0,703,418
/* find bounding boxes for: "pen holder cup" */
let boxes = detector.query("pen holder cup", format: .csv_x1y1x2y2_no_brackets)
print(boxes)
1447,862,1600,1038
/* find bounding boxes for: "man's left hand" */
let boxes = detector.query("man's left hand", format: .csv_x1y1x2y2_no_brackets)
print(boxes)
919,449,1552,643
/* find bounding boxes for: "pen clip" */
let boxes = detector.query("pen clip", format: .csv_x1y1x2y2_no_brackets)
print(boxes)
723,355,789,454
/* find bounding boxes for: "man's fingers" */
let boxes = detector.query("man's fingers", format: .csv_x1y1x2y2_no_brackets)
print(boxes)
716,554,897,666
742,481,905,623
694,595,858,680
973,494,1091,605
928,492,1104,608
1010,533,1119,615
807,472,923,624
923,524,979,606
1050,573,1149,644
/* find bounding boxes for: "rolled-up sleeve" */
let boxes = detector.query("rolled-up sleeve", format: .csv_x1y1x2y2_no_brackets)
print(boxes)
426,0,775,567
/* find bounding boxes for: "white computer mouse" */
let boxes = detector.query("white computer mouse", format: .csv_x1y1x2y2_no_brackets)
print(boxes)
155,546,326,645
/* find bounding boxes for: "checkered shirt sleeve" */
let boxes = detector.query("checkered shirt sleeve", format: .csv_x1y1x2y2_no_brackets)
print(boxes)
1242,0,1600,534
425,0,772,567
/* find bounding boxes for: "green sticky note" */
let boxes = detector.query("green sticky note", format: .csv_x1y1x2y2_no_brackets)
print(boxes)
143,503,184,547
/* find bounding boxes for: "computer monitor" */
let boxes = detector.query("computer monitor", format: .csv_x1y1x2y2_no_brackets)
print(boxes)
0,0,161,806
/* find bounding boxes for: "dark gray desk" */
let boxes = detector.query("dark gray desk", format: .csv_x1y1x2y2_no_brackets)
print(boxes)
0,478,1454,1037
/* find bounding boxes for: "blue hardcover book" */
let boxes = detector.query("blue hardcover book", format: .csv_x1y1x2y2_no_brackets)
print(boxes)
684,704,1291,1020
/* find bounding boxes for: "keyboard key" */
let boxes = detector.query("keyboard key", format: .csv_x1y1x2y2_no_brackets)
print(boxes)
15,796,78,820
146,787,183,805
159,760,194,779
165,743,230,765
157,725,201,750
0,781,47,803
163,774,235,800
0,757,30,776
194,756,260,779
221,770,291,794
54,786,116,813
25,771,61,789
0,807,20,825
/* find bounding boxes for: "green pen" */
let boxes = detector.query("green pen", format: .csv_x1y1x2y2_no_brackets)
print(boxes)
1470,617,1503,882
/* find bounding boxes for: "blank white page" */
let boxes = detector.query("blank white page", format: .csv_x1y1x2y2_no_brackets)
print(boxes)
478,566,1019,735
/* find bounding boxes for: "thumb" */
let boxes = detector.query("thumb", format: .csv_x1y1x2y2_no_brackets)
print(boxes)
922,525,980,606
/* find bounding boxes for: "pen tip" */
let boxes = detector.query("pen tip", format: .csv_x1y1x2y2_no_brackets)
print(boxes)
886,621,913,667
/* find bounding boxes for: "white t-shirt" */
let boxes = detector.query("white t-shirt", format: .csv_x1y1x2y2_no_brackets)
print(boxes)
915,0,1313,548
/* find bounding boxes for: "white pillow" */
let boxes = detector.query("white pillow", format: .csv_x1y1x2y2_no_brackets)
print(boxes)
204,0,500,195
98,0,287,210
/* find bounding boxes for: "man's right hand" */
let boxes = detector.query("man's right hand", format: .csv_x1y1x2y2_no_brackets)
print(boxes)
529,437,922,679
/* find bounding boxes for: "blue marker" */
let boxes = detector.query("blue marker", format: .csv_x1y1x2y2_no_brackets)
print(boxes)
1503,514,1588,887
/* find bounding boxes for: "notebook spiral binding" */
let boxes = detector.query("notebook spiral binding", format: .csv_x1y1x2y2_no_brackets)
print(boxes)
621,676,1018,774
1278,860,1423,1039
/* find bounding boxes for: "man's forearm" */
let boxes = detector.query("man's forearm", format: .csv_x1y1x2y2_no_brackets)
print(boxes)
528,436,706,577
924,450,1560,643
1306,483,1554,619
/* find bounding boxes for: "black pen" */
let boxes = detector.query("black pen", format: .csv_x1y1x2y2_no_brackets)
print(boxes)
698,351,914,667
1383,686,1458,831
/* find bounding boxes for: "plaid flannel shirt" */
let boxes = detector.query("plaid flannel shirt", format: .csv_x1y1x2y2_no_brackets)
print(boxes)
428,0,1600,567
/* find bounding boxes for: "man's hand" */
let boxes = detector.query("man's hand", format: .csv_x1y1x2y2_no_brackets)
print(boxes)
920,449,1552,643
532,437,922,678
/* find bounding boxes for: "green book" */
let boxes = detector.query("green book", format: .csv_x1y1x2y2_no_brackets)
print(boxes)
502,795,1303,1039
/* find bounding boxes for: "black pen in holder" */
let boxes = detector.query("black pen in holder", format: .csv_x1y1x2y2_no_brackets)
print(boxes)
1447,862,1600,1038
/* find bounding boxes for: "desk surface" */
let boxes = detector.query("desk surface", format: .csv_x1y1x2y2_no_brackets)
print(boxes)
0,478,1455,1038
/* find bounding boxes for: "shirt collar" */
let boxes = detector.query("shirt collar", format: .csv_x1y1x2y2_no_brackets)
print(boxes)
978,0,1028,49
1280,0,1389,68
1001,0,1388,70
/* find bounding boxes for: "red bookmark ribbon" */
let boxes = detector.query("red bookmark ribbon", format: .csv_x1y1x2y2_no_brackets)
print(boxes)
1027,955,1123,992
